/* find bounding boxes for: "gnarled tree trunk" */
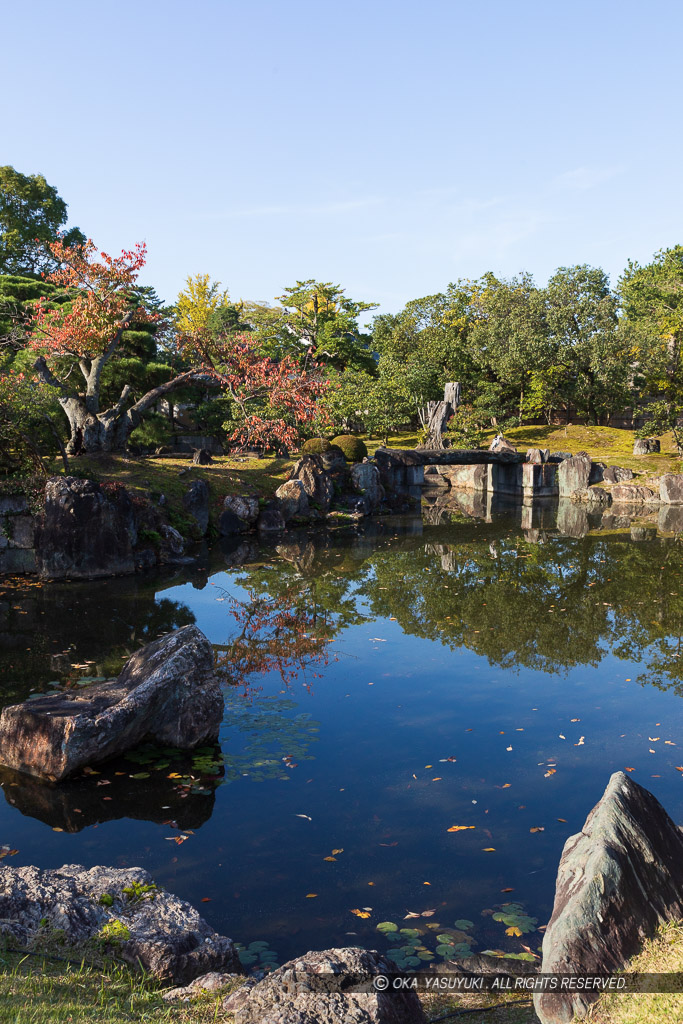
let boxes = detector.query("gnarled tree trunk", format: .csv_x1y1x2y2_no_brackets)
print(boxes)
419,382,461,449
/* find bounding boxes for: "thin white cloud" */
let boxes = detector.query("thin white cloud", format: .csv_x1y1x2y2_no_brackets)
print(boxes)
552,166,623,192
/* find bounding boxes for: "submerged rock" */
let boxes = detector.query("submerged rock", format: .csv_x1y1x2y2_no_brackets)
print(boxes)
535,771,683,1024
0,625,222,781
0,862,241,985
231,947,425,1023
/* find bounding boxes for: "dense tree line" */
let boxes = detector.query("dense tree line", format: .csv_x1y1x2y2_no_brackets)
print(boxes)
1,164,682,470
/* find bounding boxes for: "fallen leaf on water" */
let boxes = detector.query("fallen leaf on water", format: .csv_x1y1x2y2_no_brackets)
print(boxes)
0,847,18,859
447,825,475,832
557,818,567,823
421,910,436,917
351,908,371,917
482,848,496,852
575,737,585,746
52,827,63,832
379,842,398,847
331,848,344,855
295,814,312,821
506,926,522,937
649,737,660,742
432,777,442,781
501,888,515,893
666,741,676,746
506,745,513,752
324,856,337,862
544,769,557,777
530,826,545,833
649,749,656,754
570,718,580,722
559,734,566,740
624,767,635,771
201,898,211,902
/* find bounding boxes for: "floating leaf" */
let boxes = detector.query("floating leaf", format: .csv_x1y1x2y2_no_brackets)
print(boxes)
331,848,344,855
376,922,398,933
454,919,474,930
530,826,545,833
305,893,318,898
323,856,337,862
482,847,496,852
351,909,371,918
505,926,522,937
447,825,475,832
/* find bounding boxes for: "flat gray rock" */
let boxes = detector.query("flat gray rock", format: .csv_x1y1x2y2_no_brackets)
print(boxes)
0,625,222,781
535,771,683,1023
233,947,426,1024
0,862,241,985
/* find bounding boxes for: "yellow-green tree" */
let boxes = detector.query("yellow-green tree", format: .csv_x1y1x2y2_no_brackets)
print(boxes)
175,273,230,336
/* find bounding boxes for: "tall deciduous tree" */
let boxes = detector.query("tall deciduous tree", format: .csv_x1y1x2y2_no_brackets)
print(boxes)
0,166,85,275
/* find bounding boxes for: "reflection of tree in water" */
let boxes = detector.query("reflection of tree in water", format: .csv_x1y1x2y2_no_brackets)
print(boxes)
213,546,370,693
219,695,320,782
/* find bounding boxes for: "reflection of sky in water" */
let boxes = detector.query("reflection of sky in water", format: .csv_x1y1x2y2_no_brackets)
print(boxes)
2,510,683,967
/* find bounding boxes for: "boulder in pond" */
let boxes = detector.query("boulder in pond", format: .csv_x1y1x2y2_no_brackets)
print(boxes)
534,771,683,1024
257,506,286,533
611,483,659,505
182,479,210,535
289,454,334,513
557,455,591,497
570,487,612,508
0,625,222,781
350,461,384,513
36,477,135,579
660,474,683,504
602,465,634,484
223,494,260,525
275,479,310,520
231,947,425,1024
0,862,241,985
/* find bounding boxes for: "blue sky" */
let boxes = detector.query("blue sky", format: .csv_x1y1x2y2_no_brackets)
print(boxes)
3,0,682,317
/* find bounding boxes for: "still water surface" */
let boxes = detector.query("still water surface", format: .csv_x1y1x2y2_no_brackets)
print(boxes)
2,501,683,969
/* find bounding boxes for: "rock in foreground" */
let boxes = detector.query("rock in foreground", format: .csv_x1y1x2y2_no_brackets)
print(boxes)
0,625,222,781
535,771,683,1024
231,947,425,1024
0,862,240,985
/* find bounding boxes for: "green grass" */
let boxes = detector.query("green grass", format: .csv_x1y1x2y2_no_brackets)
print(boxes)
575,921,683,1023
486,424,682,476
0,949,236,1023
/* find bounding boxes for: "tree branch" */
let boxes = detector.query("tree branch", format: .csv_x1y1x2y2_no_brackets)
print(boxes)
33,356,77,397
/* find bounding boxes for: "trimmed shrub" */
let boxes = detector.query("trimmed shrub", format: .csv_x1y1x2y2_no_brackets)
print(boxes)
331,435,368,462
302,437,334,455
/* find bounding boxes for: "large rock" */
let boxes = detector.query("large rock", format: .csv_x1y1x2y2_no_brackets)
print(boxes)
289,455,334,513
275,480,310,520
36,477,135,579
0,862,241,985
534,772,683,1024
611,484,658,504
570,487,612,508
660,474,683,503
633,438,660,455
231,947,425,1024
526,448,550,464
557,455,591,497
603,466,634,484
489,434,517,453
223,495,260,525
350,462,384,513
182,479,210,535
0,625,222,781
257,507,286,533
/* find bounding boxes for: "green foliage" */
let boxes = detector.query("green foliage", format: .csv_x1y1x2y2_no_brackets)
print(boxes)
97,894,114,907
121,881,158,903
331,434,368,461
0,166,85,275
128,411,173,449
446,404,486,448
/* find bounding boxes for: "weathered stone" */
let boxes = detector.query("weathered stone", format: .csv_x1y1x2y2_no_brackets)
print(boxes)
8,515,34,549
535,772,683,1024
611,484,659,504
222,495,260,525
525,448,550,464
350,462,384,513
257,508,286,532
660,473,683,504
0,863,241,985
557,456,591,497
163,971,239,1001
522,463,558,499
570,487,612,508
289,455,334,512
160,523,185,557
275,480,310,520
439,464,489,491
0,549,37,574
219,509,249,536
182,479,210,535
0,495,28,514
0,625,222,781
422,466,450,488
633,438,660,455
589,462,605,484
602,466,634,484
233,947,425,1024
489,433,517,453
548,451,573,462
192,448,213,465
556,499,588,538
36,477,135,579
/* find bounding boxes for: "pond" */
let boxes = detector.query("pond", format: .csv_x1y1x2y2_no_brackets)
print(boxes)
2,496,683,972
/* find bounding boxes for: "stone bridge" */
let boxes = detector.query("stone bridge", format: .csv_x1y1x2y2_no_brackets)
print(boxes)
373,447,565,501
